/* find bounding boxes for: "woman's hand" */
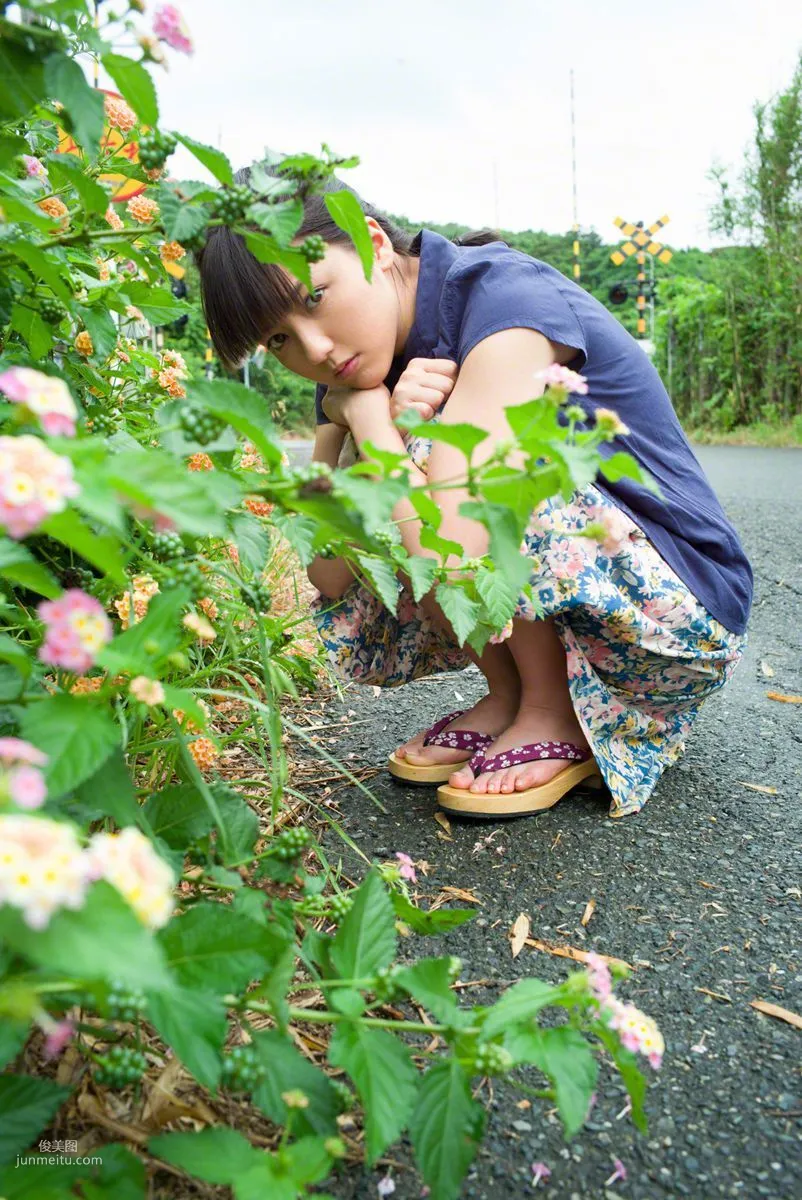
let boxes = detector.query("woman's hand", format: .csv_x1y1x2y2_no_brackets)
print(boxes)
390,357,457,423
322,383,391,428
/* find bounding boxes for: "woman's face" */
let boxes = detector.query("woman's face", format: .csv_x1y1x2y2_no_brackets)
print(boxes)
261,220,415,389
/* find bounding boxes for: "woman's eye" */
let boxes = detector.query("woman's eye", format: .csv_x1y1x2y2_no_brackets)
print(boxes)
266,333,286,353
304,287,325,310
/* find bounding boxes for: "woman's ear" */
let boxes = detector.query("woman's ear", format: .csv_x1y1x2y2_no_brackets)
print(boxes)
365,218,394,269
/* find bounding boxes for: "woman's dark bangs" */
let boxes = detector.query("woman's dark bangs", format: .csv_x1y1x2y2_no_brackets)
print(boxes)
198,226,297,368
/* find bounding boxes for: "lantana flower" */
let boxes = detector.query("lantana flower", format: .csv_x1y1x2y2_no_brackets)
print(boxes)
126,195,159,224
183,611,216,642
187,452,214,472
0,738,48,811
536,364,589,395
395,851,417,883
159,240,186,263
38,590,113,673
0,815,95,930
153,4,194,54
187,736,219,772
157,366,186,398
160,348,187,376
113,574,160,629
74,330,93,357
594,407,630,437
37,196,69,226
488,618,513,645
86,827,176,929
104,206,124,231
0,368,78,437
0,435,80,539
601,996,664,1068
104,94,137,133
129,676,165,706
584,951,613,1001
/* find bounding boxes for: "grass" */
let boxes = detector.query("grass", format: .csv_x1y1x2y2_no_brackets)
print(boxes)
685,416,802,448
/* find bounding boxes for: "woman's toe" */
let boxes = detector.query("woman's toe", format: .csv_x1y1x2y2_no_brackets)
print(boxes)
448,764,474,789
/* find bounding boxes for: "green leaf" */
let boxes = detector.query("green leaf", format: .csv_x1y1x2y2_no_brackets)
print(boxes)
184,379,284,467
0,34,46,122
403,554,438,603
409,1059,483,1200
9,303,53,361
459,500,532,591
212,784,259,866
4,240,73,302
334,472,408,534
391,891,476,935
142,783,215,850
157,185,209,245
330,870,396,979
74,304,118,361
149,1128,263,1186
146,987,227,1092
39,508,127,585
475,567,518,627
119,282,188,325
328,1022,418,1163
247,942,294,1032
0,1141,145,1198
270,512,317,567
43,52,105,156
20,695,119,798
595,1023,648,1133
420,525,463,561
0,1021,30,1072
99,588,189,677
504,1025,598,1137
0,1075,71,1167
482,978,561,1039
355,553,399,615
425,421,488,459
252,1029,340,1137
0,881,171,991
45,153,108,214
247,198,304,247
102,53,158,126
598,450,661,495
0,538,59,598
435,583,480,645
72,747,140,828
243,231,312,289
0,634,31,680
395,957,462,1025
106,449,243,537
158,903,286,992
228,512,270,574
409,487,442,531
175,134,234,185
324,191,374,281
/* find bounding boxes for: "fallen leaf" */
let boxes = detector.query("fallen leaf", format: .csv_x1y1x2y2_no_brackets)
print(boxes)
438,885,483,904
371,685,381,698
581,897,596,927
434,811,452,836
695,986,732,1003
760,660,775,677
750,999,802,1029
516,1099,532,1110
523,937,632,971
736,781,778,795
510,913,530,959
766,691,802,704
436,830,453,843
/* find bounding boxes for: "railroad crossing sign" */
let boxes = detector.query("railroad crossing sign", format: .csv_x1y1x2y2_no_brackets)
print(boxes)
610,215,673,336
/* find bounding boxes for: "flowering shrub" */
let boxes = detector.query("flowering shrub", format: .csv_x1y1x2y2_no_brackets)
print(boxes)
0,4,661,1198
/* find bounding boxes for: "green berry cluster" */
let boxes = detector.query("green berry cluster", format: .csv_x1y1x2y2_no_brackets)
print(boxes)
40,297,67,325
220,1044,265,1092
138,129,177,172
105,982,147,1022
163,559,206,600
373,525,402,550
211,184,253,225
318,544,337,560
328,893,353,922
294,461,332,485
272,826,311,861
301,234,327,263
373,965,403,1004
472,1042,513,1075
179,405,225,445
93,1044,148,1088
240,580,271,613
91,409,122,436
151,530,185,562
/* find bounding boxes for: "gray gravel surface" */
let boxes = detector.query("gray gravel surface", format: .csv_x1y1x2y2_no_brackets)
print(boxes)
308,445,802,1200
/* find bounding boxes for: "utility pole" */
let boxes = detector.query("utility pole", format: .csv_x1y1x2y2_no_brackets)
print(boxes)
570,69,580,283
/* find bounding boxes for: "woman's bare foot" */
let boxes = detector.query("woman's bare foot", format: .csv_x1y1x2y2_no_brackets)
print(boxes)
447,702,591,794
394,693,520,769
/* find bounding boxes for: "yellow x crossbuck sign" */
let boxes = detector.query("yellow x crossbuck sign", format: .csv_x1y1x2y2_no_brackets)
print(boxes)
610,215,673,265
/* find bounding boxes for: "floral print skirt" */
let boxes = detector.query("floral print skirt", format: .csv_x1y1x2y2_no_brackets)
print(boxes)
311,434,747,819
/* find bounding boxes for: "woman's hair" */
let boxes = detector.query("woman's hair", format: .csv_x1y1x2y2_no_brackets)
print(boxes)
196,160,502,369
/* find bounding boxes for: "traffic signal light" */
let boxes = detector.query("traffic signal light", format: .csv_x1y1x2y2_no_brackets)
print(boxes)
608,283,628,306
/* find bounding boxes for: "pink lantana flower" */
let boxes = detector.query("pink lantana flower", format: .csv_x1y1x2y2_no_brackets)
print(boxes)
0,435,80,538
22,155,48,182
536,364,589,395
585,951,613,1002
130,676,165,706
42,1018,74,1060
395,852,417,883
0,368,78,438
0,738,48,811
38,590,112,673
604,1158,627,1187
602,996,664,1069
531,1161,552,1187
488,618,513,645
153,5,193,53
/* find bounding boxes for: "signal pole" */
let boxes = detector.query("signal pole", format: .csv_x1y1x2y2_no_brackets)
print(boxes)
570,69,580,283
610,215,672,338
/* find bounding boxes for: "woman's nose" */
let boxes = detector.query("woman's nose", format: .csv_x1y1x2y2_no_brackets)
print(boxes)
297,324,334,364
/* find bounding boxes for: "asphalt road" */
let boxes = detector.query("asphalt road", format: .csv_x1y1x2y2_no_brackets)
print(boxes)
308,444,802,1200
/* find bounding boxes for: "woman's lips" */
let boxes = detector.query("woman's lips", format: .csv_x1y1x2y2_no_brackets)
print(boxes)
335,355,359,380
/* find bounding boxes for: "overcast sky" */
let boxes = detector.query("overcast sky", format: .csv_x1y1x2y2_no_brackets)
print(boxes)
147,0,802,251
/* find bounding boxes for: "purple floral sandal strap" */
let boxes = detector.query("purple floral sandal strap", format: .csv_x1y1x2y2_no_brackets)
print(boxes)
468,740,592,776
422,710,494,753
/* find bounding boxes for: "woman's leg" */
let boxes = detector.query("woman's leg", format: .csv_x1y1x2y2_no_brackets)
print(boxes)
448,615,589,793
395,612,522,769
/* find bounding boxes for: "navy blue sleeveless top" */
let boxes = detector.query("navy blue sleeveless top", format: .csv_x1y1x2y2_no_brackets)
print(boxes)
315,229,753,635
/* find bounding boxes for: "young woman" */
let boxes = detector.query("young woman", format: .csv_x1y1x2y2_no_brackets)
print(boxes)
198,169,752,821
